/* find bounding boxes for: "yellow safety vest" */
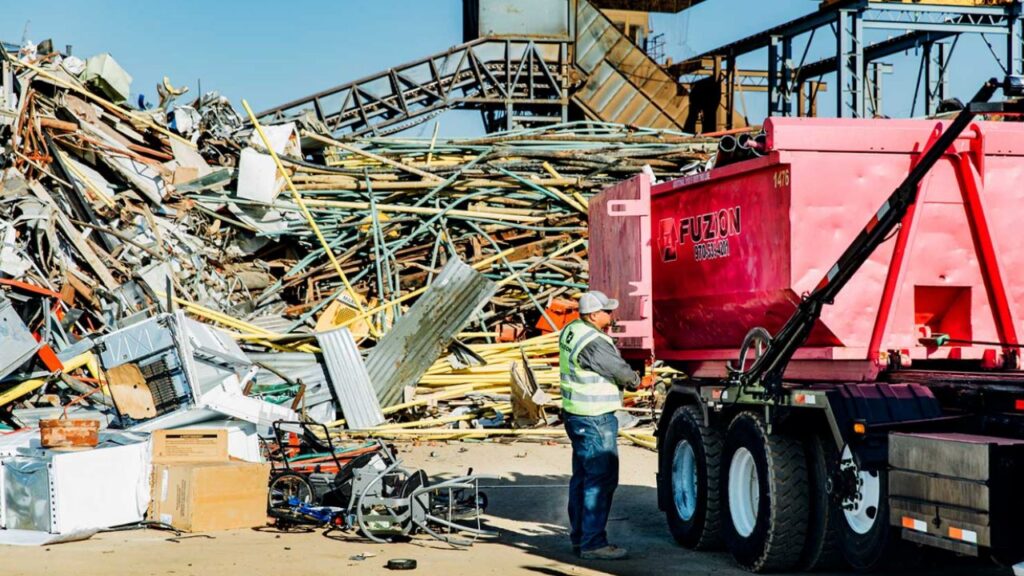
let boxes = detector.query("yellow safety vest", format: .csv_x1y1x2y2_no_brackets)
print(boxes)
559,320,623,416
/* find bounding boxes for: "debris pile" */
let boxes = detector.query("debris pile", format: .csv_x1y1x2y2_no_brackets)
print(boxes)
0,41,712,541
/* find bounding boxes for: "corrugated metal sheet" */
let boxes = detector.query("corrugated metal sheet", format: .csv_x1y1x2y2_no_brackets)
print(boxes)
248,352,328,390
316,327,384,429
365,258,497,407
245,314,294,334
247,352,335,421
572,0,686,129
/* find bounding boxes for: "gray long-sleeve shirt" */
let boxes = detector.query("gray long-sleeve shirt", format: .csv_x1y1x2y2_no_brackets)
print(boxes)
576,325,641,391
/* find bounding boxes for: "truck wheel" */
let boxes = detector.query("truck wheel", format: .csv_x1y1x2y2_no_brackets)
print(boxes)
659,404,723,550
721,412,809,572
799,434,844,571
837,446,895,571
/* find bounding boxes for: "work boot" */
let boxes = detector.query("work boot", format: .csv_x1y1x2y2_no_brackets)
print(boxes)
580,545,628,560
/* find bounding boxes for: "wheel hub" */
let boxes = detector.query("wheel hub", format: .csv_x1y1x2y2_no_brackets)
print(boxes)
728,447,760,538
839,446,880,535
672,440,698,521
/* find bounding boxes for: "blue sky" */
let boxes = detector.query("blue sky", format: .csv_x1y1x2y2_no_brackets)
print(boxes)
1,1,1005,136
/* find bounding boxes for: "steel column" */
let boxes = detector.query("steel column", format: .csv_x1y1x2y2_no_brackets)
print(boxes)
867,62,892,117
1008,3,1024,76
781,37,793,116
924,42,947,116
726,55,737,129
713,56,726,130
769,36,794,117
837,8,865,118
768,36,779,116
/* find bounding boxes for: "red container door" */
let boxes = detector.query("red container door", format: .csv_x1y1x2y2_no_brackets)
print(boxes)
589,173,654,359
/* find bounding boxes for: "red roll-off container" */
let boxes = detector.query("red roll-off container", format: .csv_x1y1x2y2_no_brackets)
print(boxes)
589,117,1024,381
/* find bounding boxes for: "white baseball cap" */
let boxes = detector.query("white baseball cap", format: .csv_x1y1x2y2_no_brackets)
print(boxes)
578,290,619,315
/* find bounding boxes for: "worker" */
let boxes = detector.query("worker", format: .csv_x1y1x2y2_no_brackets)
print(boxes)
559,290,645,561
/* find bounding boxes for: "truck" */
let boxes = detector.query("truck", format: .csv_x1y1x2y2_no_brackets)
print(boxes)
589,78,1024,572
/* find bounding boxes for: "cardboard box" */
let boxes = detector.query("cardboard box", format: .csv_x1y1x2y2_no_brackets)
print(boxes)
178,420,263,463
148,428,269,532
152,430,228,463
149,460,270,532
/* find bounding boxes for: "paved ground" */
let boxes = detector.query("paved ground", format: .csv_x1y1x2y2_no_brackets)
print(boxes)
4,442,1011,576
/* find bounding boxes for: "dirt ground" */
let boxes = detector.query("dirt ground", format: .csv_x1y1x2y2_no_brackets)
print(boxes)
4,441,1011,576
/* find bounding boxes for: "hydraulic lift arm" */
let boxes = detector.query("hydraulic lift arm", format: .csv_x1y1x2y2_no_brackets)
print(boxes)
728,77,1018,400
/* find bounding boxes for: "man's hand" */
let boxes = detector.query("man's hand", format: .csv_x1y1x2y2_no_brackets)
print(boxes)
638,375,655,390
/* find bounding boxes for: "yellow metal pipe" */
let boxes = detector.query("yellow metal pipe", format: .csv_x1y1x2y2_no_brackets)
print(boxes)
303,131,444,182
0,379,47,407
241,100,374,336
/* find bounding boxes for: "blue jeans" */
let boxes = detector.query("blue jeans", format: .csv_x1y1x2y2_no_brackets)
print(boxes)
564,411,619,552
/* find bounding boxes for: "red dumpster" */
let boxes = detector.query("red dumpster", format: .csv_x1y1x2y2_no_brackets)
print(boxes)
590,117,1024,380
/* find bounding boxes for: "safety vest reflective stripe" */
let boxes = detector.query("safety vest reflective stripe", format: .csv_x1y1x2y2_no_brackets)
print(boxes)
561,373,609,384
559,386,622,403
564,330,601,382
559,320,622,416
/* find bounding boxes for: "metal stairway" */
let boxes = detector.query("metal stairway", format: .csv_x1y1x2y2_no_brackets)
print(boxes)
255,0,691,136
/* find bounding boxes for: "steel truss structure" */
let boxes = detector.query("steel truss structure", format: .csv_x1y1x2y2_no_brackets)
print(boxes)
677,0,1024,125
256,1,695,137
256,38,571,137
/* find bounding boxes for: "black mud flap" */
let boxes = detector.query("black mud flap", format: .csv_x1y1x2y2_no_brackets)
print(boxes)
825,383,941,469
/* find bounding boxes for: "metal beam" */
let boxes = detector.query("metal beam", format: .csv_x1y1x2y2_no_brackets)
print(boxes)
587,0,707,13
796,29,953,83
837,8,865,118
675,0,1017,79
924,42,948,116
768,36,795,116
864,21,1007,34
1009,3,1024,75
670,0,866,71
256,38,572,137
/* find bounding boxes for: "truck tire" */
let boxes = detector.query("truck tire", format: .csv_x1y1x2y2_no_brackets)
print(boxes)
721,411,809,573
660,404,723,550
836,446,896,571
799,434,844,571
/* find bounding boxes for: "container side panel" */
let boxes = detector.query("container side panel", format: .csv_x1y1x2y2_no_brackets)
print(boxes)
650,161,818,352
589,173,653,355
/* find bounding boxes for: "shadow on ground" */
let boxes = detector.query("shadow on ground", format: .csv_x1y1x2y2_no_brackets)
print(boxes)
476,472,1011,576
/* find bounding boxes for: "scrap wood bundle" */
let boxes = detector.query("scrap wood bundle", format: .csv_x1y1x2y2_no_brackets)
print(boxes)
0,41,713,443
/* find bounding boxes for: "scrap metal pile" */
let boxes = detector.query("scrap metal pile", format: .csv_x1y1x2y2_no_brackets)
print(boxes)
0,42,716,445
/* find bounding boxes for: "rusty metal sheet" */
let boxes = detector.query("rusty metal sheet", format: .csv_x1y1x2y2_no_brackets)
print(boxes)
316,327,384,429
365,257,497,407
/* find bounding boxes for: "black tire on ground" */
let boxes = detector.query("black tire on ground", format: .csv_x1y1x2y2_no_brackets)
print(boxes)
659,404,724,550
721,411,809,573
837,461,897,572
799,434,845,571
